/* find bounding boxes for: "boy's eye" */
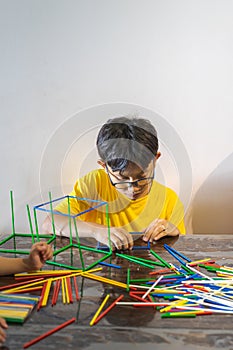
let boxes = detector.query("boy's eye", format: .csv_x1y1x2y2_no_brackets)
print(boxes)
112,173,129,181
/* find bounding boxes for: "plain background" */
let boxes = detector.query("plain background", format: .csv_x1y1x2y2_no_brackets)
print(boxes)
0,0,232,235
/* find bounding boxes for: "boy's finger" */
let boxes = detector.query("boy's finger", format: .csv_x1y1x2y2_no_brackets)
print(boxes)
142,228,152,242
0,318,8,328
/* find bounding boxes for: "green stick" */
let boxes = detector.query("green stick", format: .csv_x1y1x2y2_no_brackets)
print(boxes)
149,250,171,268
26,204,35,244
116,253,155,269
10,190,16,235
126,268,130,292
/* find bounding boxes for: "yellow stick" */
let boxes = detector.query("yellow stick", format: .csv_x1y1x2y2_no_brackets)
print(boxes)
8,287,43,294
61,278,66,304
41,280,52,307
4,268,102,294
0,310,28,317
160,299,187,313
90,294,110,326
81,272,127,289
187,258,211,266
64,278,69,304
15,269,82,276
3,280,46,294
221,266,233,271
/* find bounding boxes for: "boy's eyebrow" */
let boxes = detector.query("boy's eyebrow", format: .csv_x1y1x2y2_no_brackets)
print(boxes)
106,162,152,180
111,172,127,180
116,169,147,180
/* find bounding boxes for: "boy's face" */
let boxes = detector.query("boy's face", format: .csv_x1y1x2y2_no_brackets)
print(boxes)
105,159,155,200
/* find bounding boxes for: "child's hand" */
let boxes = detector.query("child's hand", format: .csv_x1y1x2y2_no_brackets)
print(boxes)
142,219,179,243
25,242,53,271
95,227,134,251
0,317,8,343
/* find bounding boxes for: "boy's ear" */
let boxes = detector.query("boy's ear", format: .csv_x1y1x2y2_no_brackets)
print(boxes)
155,152,161,160
97,159,106,168
154,152,161,165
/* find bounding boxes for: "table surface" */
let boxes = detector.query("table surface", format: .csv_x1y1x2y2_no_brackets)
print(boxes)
1,233,233,350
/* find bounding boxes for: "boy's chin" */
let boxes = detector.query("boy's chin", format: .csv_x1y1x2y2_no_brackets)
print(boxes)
125,192,145,200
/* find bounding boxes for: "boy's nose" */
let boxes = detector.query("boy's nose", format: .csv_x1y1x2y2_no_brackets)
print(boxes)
127,182,140,192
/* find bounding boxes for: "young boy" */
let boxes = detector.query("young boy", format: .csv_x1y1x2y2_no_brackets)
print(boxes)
0,241,53,343
42,116,185,250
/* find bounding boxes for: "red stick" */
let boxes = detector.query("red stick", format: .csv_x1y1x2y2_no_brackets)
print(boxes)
149,268,171,275
129,292,148,302
51,281,56,306
0,278,44,291
23,317,76,348
73,277,79,301
15,272,72,280
37,282,47,311
12,287,43,293
93,295,124,325
147,294,157,309
52,279,61,306
51,280,60,306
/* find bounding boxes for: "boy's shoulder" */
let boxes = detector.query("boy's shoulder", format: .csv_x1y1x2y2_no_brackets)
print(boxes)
83,168,105,178
153,180,179,198
78,168,107,184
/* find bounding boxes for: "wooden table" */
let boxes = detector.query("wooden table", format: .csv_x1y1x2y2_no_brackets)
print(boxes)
1,234,233,350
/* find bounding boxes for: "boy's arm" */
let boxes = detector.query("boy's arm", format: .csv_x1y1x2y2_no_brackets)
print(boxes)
0,242,53,275
42,214,133,250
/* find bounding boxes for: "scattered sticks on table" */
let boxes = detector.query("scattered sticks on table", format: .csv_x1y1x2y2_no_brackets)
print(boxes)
3,244,233,333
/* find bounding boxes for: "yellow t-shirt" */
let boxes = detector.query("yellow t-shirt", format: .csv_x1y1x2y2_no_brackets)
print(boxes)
55,169,186,234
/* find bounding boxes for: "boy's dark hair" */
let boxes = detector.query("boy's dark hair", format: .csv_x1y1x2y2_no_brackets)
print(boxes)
96,116,159,172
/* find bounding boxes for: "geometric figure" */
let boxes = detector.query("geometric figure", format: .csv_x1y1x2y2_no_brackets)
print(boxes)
34,194,112,271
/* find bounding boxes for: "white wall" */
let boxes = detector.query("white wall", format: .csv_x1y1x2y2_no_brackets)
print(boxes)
0,0,232,235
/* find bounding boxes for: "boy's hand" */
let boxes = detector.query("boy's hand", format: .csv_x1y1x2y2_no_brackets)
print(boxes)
24,242,53,271
95,227,134,251
142,219,179,243
0,317,8,343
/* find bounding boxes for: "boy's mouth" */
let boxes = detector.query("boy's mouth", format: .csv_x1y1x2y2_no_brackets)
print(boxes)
127,192,143,200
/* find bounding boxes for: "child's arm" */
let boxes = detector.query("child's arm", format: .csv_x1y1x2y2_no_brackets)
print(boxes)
0,242,53,275
42,214,133,251
0,242,52,343
0,318,7,343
